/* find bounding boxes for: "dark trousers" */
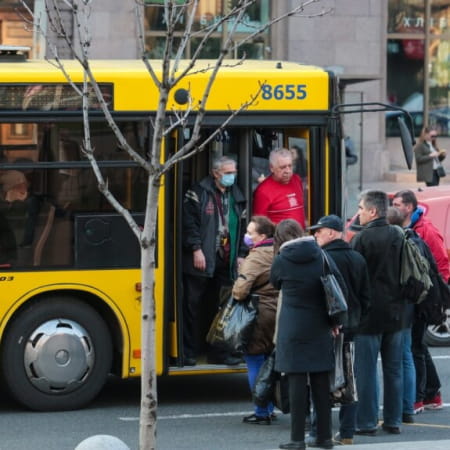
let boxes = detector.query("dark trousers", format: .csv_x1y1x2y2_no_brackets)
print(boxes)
182,254,231,359
289,372,331,443
425,170,440,187
411,317,441,402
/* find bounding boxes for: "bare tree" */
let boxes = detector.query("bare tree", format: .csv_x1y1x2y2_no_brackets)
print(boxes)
21,1,332,448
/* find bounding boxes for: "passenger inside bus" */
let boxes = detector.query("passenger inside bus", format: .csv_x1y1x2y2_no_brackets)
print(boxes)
181,155,247,367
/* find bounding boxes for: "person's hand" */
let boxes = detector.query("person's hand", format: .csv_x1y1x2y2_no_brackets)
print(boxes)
237,257,245,268
331,325,341,337
430,150,440,158
193,249,206,271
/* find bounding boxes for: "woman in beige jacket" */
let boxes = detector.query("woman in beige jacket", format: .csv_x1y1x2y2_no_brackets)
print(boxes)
232,215,279,425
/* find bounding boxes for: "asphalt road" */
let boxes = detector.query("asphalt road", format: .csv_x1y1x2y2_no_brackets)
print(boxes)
0,348,449,449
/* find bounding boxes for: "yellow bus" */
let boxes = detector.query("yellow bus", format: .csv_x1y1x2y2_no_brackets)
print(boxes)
0,47,371,411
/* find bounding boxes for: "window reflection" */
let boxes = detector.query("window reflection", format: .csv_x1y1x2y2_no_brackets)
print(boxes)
144,0,269,59
387,0,450,136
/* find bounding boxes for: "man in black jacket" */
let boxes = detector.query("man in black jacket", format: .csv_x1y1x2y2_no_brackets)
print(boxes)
308,214,371,445
182,156,247,366
351,190,407,436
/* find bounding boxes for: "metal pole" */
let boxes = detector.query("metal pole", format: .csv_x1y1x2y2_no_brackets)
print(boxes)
424,0,431,128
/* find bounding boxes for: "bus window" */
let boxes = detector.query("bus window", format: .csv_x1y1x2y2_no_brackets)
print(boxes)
0,121,148,268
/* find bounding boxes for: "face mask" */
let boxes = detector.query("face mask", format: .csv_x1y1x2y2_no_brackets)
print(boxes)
220,173,236,187
243,233,254,247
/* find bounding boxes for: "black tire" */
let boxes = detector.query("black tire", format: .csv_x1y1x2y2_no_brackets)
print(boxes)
1,297,112,411
424,308,450,347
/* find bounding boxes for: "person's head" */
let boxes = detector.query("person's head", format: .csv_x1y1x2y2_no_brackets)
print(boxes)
430,128,438,146
0,170,29,202
392,189,417,222
245,215,275,246
357,190,388,226
273,219,304,253
308,214,344,247
386,206,407,227
269,148,293,184
420,126,433,143
211,156,237,191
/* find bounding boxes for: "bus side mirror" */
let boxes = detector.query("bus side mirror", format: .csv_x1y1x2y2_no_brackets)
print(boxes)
397,116,414,170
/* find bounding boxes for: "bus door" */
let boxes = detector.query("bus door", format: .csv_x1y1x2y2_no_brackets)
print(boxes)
169,126,253,369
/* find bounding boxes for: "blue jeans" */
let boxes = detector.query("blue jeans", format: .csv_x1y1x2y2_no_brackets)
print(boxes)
244,354,274,417
354,331,403,430
402,327,416,415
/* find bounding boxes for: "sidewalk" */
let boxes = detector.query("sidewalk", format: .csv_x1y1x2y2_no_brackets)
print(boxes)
348,440,450,449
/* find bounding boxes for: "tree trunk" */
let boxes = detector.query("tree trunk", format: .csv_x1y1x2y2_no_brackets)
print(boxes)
139,177,160,449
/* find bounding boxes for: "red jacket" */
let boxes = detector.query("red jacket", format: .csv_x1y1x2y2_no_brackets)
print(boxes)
413,214,450,282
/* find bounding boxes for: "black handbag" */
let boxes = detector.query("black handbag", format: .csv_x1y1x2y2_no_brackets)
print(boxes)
436,163,446,178
320,251,348,317
206,294,258,353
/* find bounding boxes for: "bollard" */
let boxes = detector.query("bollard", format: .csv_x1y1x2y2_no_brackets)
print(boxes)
74,435,130,450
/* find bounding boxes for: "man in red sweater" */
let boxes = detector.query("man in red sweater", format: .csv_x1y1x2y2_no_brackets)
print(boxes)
252,148,305,228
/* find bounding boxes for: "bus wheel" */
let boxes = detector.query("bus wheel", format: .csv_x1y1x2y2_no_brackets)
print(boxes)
1,297,112,411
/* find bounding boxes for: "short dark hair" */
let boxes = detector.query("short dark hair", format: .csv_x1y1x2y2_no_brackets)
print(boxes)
387,206,405,227
250,215,275,238
273,219,304,254
359,189,389,218
393,189,418,210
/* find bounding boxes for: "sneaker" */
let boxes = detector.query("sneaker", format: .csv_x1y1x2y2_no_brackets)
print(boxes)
414,401,424,413
424,393,443,410
333,432,353,445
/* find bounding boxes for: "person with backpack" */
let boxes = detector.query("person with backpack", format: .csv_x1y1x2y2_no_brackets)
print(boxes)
351,190,407,436
392,190,448,412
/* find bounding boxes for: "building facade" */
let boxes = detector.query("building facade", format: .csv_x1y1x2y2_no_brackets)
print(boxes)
2,0,449,183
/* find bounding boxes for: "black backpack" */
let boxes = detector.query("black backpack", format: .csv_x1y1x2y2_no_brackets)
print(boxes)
409,231,450,325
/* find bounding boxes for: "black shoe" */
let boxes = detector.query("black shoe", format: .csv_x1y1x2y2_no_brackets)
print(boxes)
242,414,271,425
402,413,414,424
279,441,306,449
307,438,333,449
355,428,378,436
183,357,197,366
382,424,400,434
207,355,242,365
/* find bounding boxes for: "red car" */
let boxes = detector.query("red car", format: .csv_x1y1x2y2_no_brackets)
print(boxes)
345,186,450,346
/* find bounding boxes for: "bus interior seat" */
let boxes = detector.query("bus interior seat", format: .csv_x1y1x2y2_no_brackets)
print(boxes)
33,204,55,266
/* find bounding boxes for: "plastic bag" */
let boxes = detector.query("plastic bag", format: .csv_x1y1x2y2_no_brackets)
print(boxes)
252,351,277,407
330,338,358,405
206,294,258,353
329,333,345,392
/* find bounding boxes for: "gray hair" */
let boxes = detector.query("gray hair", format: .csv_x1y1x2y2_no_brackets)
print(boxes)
359,189,388,218
269,148,292,166
211,156,237,171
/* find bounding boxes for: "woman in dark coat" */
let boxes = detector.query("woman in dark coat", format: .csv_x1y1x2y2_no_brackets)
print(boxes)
271,219,341,450
232,216,279,425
